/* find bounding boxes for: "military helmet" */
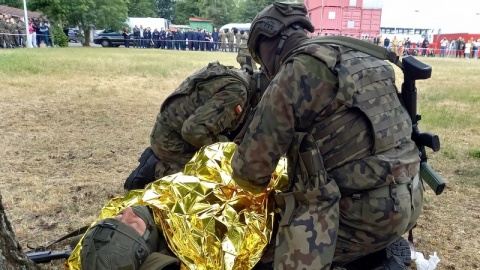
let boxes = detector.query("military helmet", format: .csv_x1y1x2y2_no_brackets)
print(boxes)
80,206,160,270
247,2,314,64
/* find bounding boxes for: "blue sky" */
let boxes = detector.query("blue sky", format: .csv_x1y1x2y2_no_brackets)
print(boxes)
368,0,480,33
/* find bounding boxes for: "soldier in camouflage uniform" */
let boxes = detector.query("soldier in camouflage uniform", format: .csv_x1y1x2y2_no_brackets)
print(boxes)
232,3,423,270
227,29,234,52
220,29,227,52
235,29,242,52
124,57,270,191
17,17,26,47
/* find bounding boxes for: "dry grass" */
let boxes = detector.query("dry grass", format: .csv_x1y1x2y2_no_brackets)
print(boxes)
0,48,479,270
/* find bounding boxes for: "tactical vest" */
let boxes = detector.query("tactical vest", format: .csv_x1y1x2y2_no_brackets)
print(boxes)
284,39,412,171
160,61,251,112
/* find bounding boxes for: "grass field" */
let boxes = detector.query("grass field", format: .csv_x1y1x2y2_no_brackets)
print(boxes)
0,47,479,270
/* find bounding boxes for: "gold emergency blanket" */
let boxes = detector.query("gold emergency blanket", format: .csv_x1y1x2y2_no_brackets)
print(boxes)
66,142,288,270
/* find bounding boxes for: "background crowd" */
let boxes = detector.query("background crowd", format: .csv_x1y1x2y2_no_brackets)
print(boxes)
0,14,52,48
122,25,249,52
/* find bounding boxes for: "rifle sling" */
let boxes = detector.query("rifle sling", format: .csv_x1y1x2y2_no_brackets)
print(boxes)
28,224,90,251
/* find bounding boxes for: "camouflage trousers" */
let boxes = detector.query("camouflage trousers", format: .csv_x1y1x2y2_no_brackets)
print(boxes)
273,175,423,270
150,120,197,179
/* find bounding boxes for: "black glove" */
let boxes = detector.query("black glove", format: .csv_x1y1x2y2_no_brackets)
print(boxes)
124,147,160,190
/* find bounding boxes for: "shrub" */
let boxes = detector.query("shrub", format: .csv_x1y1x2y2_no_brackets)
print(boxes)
51,25,69,47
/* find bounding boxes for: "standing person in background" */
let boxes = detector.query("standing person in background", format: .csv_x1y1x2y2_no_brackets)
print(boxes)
192,28,199,51
133,25,140,48
220,29,227,52
198,29,206,51
464,38,472,58
205,30,212,51
397,38,404,56
373,35,380,46
122,28,130,48
404,37,411,55
16,17,26,47
383,36,390,50
421,37,429,56
145,27,153,48
440,37,448,57
166,29,173,49
227,28,234,52
28,18,36,47
173,28,180,50
212,27,219,51
139,25,145,48
186,28,193,51
179,29,186,51
152,28,160,49
159,27,166,49
39,20,50,46
391,36,398,54
474,39,480,59
235,28,241,52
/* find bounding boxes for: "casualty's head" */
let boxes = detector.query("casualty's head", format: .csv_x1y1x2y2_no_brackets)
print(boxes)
247,2,314,79
80,205,160,270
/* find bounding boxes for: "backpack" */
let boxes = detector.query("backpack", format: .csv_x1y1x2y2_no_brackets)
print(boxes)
160,61,250,111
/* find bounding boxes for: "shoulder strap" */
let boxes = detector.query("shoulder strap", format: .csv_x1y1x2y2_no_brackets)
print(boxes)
302,36,403,69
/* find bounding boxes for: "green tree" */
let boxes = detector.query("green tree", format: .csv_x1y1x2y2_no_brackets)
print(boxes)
30,0,129,46
128,0,157,17
235,0,276,22
0,0,22,8
156,0,175,21
173,0,199,25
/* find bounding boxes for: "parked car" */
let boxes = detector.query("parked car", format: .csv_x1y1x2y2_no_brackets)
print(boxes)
67,28,81,43
93,29,132,47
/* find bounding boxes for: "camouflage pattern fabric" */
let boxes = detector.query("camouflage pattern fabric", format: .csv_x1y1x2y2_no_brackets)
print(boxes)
232,39,423,269
150,61,253,179
236,43,258,71
235,31,242,52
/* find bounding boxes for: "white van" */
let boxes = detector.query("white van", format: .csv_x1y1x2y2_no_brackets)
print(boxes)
219,23,251,33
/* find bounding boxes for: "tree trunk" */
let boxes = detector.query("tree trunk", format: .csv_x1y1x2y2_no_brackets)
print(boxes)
83,28,91,47
0,193,38,270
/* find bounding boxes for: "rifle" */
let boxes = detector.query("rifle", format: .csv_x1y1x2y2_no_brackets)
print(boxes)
401,55,445,195
26,249,72,264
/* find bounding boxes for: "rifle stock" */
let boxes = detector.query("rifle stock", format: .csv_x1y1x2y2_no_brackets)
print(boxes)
400,56,445,195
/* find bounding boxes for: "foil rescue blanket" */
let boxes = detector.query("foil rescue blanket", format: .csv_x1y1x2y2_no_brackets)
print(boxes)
66,142,288,270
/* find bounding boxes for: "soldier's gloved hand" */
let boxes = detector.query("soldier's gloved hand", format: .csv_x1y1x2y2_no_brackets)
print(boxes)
124,147,160,191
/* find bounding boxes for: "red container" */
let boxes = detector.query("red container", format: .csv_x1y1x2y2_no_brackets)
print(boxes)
305,0,381,38
322,7,343,30
305,0,363,8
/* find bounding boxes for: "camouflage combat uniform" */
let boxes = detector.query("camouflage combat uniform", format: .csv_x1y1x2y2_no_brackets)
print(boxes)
220,30,227,52
227,29,234,52
232,4,423,269
235,31,242,52
150,61,257,178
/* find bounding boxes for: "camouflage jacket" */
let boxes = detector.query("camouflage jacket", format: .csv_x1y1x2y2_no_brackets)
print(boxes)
232,40,420,194
158,61,253,149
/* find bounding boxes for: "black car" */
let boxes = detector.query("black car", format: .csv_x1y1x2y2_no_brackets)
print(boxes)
93,29,132,47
